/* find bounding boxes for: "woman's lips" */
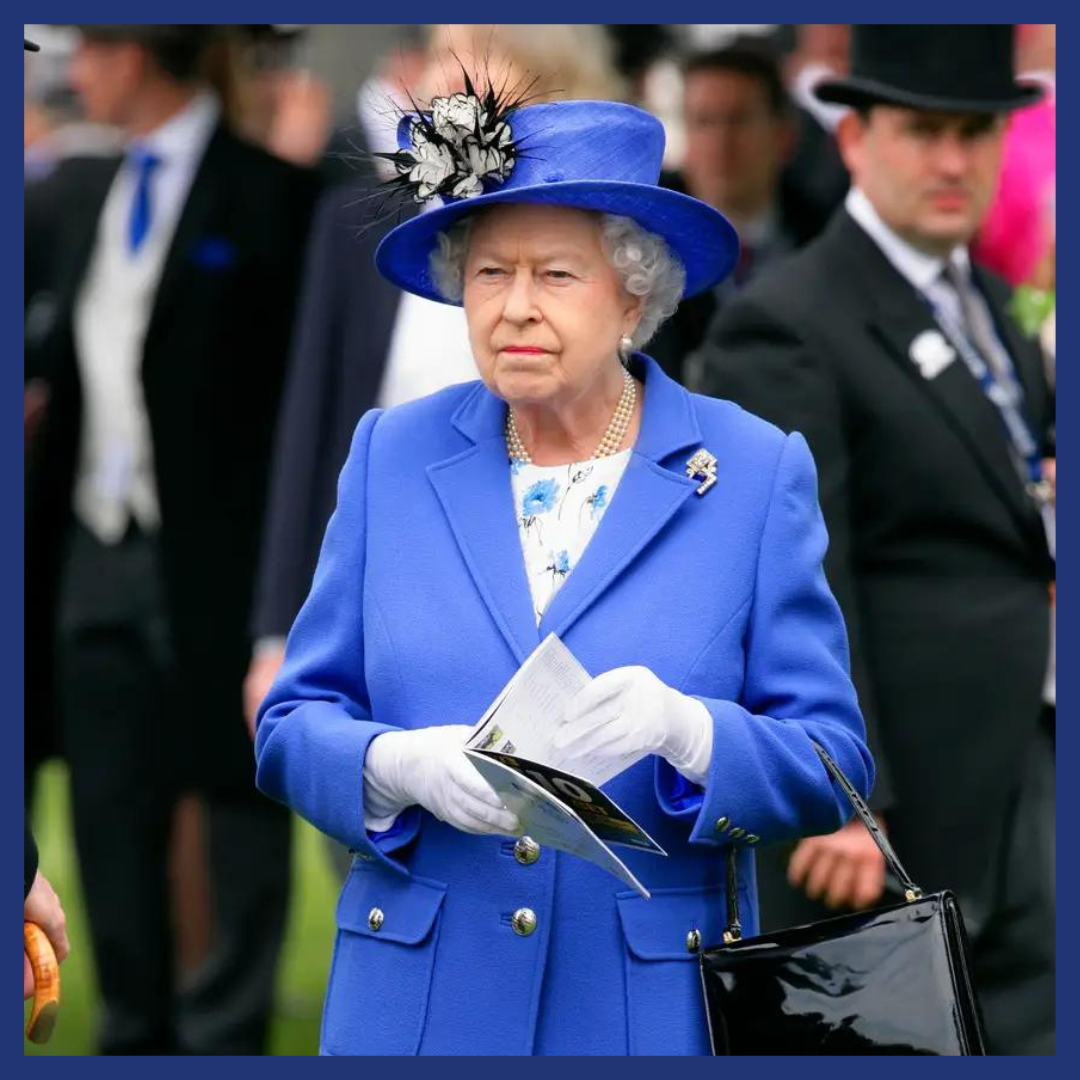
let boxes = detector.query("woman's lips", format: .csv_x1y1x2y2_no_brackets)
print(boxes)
501,346,548,355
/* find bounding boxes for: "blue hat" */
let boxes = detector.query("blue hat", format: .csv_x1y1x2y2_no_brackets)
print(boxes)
374,99,739,304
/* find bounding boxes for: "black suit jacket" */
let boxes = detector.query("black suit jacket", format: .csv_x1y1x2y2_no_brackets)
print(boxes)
25,126,318,791
689,210,1053,912
251,180,410,640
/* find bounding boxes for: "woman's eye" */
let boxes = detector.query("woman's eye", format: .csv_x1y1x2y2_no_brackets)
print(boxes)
477,267,505,278
545,269,574,281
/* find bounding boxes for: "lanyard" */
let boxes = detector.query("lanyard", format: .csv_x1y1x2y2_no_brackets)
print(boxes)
923,296,1048,499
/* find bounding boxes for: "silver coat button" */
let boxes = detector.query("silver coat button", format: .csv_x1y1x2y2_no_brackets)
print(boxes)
686,928,701,953
367,907,384,932
511,907,538,936
730,827,746,839
714,816,730,833
513,836,541,865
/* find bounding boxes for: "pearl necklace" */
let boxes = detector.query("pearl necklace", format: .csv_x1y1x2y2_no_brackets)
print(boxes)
505,368,636,465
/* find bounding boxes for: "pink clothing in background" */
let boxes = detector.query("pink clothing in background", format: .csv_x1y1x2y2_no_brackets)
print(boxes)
973,76,1055,285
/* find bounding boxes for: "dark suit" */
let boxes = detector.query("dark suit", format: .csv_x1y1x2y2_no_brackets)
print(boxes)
648,170,823,385
689,209,1054,1055
25,125,318,1053
252,180,408,640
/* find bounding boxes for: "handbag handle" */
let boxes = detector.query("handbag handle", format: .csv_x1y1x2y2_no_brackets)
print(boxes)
722,741,923,943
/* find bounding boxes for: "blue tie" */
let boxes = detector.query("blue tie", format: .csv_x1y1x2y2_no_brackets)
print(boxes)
127,146,161,255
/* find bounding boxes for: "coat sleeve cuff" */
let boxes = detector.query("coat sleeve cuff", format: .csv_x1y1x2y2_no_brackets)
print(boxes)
656,696,854,850
256,709,419,878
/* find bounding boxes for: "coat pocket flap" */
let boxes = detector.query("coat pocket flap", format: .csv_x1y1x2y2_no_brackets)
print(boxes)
616,884,727,961
336,865,447,945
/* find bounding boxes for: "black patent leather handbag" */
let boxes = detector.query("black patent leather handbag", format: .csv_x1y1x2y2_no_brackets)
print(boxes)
699,743,987,1055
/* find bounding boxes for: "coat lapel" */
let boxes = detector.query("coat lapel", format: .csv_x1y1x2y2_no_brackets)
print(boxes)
539,357,702,640
427,387,541,666
833,216,1040,534
427,359,706,658
144,126,227,356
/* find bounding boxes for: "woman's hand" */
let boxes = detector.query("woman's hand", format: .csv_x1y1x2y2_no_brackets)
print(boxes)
553,667,713,785
364,725,520,837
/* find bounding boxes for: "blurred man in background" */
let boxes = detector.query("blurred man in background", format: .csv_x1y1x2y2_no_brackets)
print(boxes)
230,26,335,169
24,24,317,1053
652,44,812,380
782,23,851,233
24,24,123,182
690,25,1054,1054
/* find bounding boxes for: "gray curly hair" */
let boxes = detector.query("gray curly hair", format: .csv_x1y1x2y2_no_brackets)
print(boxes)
429,211,686,349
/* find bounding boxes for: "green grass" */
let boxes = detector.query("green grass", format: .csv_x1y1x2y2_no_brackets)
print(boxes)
25,762,339,1056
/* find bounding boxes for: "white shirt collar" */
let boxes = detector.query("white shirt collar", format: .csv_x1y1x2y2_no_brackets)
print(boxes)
133,89,220,165
844,186,969,291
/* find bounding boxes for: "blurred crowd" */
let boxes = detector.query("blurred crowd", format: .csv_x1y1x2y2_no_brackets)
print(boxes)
24,24,1055,1055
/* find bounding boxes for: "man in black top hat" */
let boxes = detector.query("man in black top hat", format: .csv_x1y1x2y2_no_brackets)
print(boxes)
690,25,1054,1054
25,23,317,1053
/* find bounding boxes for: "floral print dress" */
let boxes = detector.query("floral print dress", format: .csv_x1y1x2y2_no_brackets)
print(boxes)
509,450,631,624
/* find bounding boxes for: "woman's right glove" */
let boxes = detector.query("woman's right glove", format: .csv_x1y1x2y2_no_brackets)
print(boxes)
363,724,521,836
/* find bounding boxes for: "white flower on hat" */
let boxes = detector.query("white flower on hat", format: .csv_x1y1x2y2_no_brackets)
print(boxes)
432,93,487,146
450,173,485,198
462,137,510,182
408,138,457,200
481,120,513,149
386,87,519,204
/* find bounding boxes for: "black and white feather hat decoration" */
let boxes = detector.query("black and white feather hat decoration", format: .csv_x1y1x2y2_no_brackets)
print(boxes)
376,68,536,205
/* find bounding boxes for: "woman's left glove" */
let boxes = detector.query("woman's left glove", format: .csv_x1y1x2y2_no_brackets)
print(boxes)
552,666,714,786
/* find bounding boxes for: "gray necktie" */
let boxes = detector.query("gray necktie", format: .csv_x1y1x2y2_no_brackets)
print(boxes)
942,261,1044,496
941,261,1012,385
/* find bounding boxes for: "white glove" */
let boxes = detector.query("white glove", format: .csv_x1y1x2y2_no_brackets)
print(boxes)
363,724,521,836
552,667,714,786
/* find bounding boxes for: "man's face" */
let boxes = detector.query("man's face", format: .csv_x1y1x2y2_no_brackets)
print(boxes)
681,68,791,218
68,38,144,126
839,105,1007,254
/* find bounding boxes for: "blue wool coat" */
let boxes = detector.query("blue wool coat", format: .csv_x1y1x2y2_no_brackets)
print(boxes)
255,355,873,1056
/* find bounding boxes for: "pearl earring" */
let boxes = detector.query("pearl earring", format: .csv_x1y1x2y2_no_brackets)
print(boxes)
618,334,634,365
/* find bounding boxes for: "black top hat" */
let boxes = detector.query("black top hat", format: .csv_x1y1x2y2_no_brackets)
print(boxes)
815,25,1043,114
25,37,39,51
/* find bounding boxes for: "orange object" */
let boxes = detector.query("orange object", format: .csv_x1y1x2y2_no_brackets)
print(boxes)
24,922,60,1044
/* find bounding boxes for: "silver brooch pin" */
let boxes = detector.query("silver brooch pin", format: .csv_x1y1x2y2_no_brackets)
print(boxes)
686,448,718,496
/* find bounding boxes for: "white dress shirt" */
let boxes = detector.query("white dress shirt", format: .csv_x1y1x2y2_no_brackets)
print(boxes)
844,186,972,328
73,91,220,544
376,291,478,409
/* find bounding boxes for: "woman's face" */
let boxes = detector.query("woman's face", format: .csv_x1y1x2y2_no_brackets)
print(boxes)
462,204,641,410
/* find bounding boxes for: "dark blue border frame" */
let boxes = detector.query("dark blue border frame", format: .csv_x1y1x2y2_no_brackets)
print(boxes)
14,5,1070,1072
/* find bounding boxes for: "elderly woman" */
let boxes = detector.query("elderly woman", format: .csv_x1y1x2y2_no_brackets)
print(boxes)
255,97,873,1056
